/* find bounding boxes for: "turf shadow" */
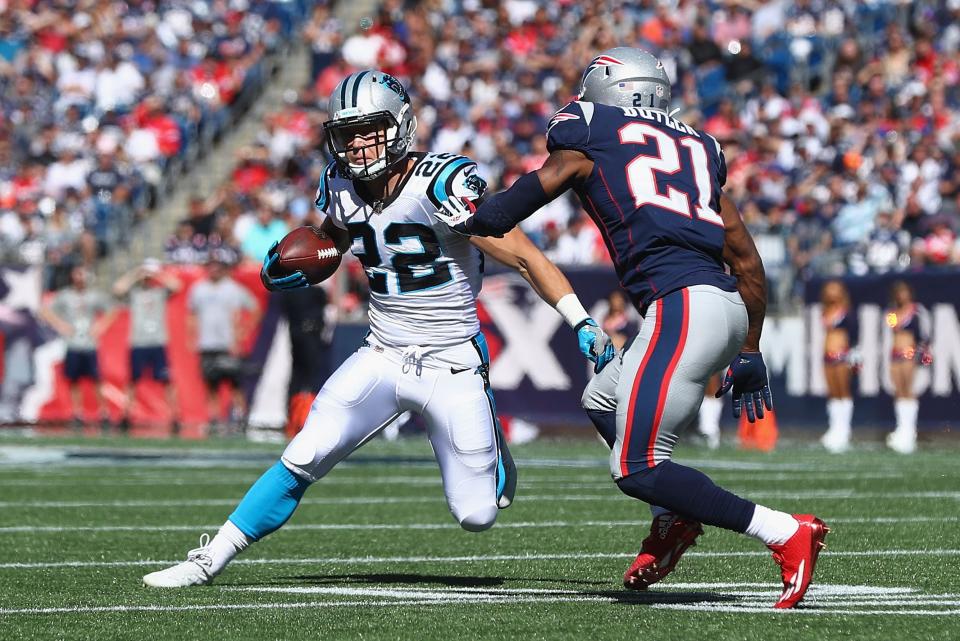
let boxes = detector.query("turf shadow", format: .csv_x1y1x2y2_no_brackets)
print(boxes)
596,589,737,606
272,572,507,588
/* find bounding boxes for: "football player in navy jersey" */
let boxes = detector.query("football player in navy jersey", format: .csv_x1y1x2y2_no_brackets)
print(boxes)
434,47,829,609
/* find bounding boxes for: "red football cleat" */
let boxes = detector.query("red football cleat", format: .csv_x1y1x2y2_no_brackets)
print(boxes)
623,513,703,590
767,514,830,609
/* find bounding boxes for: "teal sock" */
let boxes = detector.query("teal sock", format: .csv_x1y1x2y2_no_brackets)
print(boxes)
228,461,310,540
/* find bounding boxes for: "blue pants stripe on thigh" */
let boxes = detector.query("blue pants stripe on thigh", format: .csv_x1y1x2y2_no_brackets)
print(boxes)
469,333,506,500
621,288,688,477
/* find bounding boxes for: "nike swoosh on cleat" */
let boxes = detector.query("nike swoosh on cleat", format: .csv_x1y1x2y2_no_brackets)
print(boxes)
450,367,471,374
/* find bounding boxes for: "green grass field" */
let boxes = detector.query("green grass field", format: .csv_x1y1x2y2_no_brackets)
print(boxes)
1,434,958,640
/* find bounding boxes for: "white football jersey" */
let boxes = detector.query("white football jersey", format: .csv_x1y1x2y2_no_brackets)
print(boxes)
316,152,484,348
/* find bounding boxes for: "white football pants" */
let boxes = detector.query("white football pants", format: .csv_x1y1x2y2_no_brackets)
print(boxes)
282,333,500,531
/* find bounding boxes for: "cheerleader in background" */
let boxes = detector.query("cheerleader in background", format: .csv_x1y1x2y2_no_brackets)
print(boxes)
819,280,859,453
885,281,932,454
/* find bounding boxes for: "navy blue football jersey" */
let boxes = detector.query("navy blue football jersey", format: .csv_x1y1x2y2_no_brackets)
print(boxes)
547,100,737,310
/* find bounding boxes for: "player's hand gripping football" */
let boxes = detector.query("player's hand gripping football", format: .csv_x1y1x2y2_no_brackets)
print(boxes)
575,319,616,373
716,351,774,422
260,241,309,291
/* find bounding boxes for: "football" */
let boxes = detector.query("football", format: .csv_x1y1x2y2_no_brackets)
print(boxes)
272,226,341,284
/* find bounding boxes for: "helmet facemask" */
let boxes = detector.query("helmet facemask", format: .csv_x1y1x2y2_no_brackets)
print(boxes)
324,106,415,181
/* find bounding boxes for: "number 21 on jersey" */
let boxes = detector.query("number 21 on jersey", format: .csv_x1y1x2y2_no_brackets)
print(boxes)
618,122,723,226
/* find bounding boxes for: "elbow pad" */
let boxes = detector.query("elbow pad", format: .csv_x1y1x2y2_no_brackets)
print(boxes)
468,173,551,237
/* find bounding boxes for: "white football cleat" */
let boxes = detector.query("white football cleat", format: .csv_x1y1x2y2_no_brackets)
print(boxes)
143,534,215,587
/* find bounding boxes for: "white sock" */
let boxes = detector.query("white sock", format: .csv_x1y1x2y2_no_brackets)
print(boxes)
207,520,251,576
745,505,799,546
650,505,671,519
894,398,918,434
826,399,842,433
839,398,854,431
698,397,722,437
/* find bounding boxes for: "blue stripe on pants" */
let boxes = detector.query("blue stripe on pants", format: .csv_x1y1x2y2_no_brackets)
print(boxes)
623,290,687,475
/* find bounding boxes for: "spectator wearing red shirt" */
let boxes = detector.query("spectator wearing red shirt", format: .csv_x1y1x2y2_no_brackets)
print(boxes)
231,148,272,194
190,56,238,107
134,97,181,158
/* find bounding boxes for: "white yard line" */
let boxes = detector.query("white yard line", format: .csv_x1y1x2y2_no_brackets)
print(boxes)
2,549,960,570
1,490,957,509
2,582,958,617
1,515,957,534
0,470,906,487
0,453,903,475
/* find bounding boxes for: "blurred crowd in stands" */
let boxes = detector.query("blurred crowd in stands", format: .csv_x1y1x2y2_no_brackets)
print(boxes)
6,0,960,315
0,0,313,290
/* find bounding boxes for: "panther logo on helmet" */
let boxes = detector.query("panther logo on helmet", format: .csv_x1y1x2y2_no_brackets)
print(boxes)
379,74,409,103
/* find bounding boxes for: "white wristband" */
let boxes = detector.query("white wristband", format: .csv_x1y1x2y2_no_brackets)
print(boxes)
555,293,591,329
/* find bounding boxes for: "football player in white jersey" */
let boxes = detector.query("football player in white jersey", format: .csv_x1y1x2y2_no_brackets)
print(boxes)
142,70,615,587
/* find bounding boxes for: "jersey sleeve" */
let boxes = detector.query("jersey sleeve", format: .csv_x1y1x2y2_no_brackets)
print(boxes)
425,155,484,209
705,133,727,189
314,161,346,229
546,101,593,155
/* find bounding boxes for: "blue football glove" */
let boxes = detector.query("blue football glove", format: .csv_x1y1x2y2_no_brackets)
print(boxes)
575,319,616,373
260,241,308,291
715,351,774,422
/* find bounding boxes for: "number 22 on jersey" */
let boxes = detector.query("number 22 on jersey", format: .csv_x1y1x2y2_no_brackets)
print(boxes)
346,222,453,295
618,122,723,226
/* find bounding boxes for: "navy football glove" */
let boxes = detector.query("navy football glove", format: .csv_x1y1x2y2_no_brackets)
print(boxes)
575,319,616,373
260,241,308,291
715,351,774,422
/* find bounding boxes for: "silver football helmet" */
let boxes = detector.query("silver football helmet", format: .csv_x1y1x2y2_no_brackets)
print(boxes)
577,47,671,112
324,70,418,180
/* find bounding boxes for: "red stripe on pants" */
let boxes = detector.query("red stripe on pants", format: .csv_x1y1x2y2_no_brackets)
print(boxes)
621,301,663,477
646,288,690,467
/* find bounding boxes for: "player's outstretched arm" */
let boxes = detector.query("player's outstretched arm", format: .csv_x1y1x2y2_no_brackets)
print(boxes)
436,150,594,237
716,193,773,421
471,228,615,373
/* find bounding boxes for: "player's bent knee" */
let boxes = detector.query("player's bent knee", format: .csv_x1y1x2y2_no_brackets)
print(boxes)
281,413,345,481
615,465,658,504
457,504,498,532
